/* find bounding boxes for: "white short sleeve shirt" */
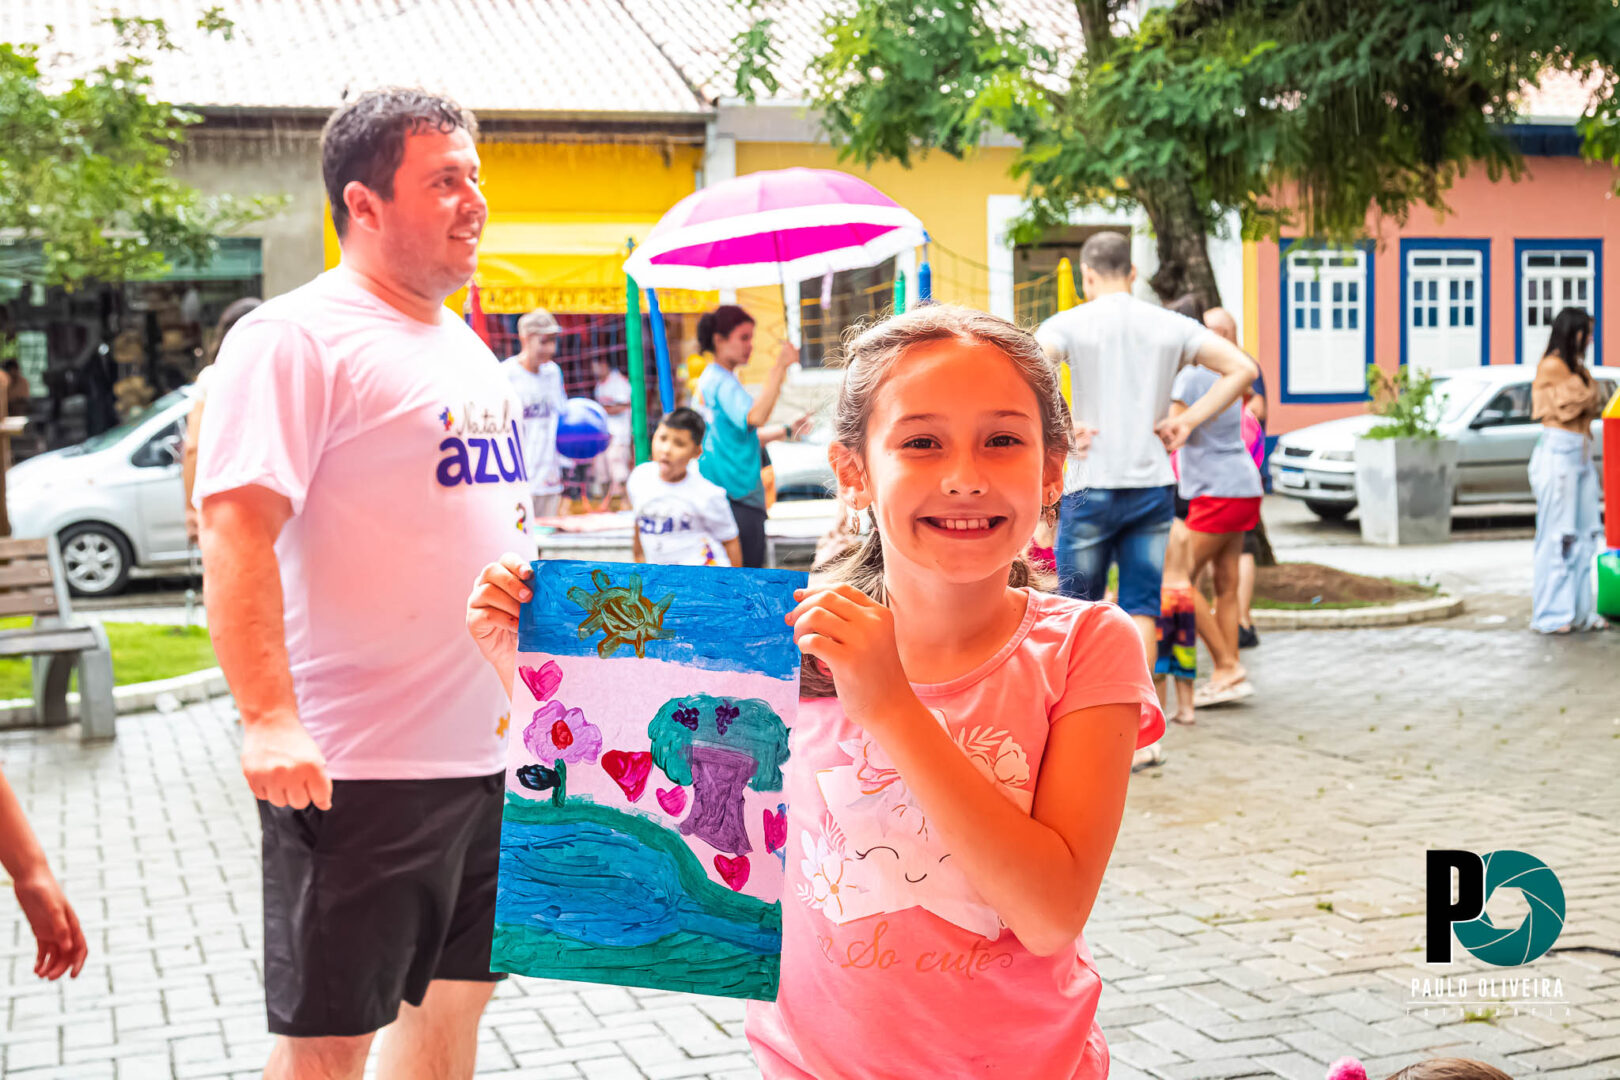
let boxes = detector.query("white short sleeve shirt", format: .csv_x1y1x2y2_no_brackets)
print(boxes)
194,267,536,779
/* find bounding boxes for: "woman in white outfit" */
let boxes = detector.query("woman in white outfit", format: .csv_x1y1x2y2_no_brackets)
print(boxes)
1529,307,1608,634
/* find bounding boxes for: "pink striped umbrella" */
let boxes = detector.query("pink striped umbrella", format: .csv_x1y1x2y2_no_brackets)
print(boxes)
622,168,926,291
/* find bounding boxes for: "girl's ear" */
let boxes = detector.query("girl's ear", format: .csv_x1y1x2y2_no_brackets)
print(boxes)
828,442,870,508
1042,449,1066,494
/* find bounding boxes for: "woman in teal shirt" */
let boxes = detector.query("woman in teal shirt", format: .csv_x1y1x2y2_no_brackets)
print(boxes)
693,305,800,567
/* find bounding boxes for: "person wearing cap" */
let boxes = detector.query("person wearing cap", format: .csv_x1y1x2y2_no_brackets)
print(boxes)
505,308,569,517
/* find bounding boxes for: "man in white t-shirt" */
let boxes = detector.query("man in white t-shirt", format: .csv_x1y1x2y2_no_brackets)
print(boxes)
592,356,633,508
629,408,741,567
1036,232,1255,680
504,308,568,518
195,90,533,1079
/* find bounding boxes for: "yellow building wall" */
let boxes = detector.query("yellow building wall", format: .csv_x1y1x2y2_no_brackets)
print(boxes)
323,141,703,314
730,141,1025,382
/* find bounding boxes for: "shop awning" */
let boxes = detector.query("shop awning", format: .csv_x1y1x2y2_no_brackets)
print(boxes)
472,215,714,315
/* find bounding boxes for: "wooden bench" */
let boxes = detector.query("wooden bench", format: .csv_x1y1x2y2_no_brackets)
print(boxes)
0,538,116,742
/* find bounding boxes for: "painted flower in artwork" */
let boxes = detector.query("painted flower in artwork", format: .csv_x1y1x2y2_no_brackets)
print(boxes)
524,700,602,766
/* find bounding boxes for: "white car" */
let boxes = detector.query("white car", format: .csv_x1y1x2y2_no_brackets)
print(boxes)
6,387,196,596
1270,365,1616,519
765,420,835,501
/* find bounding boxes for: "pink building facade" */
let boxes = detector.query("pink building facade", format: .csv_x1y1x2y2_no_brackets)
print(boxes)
1257,138,1620,436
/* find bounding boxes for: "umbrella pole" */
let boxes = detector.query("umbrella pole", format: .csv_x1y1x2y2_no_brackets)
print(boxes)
645,288,676,415
625,272,649,466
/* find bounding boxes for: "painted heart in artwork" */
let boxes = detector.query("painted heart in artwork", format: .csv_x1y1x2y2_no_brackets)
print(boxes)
763,806,787,853
515,763,560,792
714,853,750,891
517,662,563,703
601,750,653,802
656,786,687,816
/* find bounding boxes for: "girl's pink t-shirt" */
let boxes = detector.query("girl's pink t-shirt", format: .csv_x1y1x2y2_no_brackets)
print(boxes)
747,590,1165,1079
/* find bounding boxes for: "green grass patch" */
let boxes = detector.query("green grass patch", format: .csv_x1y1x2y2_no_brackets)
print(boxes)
0,617,216,700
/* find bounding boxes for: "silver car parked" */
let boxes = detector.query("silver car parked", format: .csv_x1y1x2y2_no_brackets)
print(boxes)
1269,365,1616,519
6,388,197,596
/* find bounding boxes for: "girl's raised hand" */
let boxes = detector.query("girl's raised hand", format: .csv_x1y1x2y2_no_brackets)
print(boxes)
788,584,914,728
467,553,533,689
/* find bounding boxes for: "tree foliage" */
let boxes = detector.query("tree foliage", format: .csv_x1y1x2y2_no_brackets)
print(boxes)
739,0,1620,306
0,10,281,290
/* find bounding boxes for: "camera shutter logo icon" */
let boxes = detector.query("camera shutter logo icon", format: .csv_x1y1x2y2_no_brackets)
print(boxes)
1427,850,1565,966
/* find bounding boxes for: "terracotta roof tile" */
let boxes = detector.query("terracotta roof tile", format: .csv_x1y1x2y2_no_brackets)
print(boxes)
0,0,708,115
617,0,1085,102
3,0,1601,125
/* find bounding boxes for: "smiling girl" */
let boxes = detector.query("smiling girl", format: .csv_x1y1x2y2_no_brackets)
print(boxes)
465,305,1163,1079
741,305,1163,1078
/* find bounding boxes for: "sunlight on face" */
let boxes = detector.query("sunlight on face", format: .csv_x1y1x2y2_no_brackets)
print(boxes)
845,340,1057,587
375,126,487,300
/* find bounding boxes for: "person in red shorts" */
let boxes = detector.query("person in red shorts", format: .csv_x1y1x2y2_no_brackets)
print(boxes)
1170,356,1263,705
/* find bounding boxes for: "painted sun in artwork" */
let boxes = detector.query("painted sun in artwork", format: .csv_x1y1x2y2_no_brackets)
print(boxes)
566,569,676,659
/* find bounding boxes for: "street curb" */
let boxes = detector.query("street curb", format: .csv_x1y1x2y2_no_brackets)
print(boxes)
1251,594,1464,630
0,667,228,728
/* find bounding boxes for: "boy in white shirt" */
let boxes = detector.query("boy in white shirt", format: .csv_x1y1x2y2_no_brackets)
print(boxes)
629,408,742,567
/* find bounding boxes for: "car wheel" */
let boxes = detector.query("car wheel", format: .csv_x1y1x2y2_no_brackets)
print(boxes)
58,523,133,598
1305,500,1354,521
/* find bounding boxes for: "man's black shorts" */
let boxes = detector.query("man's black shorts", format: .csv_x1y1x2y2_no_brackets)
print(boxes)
259,772,505,1038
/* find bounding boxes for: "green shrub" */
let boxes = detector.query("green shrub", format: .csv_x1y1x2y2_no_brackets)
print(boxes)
1363,363,1443,440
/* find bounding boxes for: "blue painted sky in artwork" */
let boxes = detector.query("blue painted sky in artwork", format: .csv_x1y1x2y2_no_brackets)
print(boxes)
519,560,806,681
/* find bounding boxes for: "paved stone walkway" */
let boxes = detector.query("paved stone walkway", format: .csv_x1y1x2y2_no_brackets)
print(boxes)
0,620,1615,1079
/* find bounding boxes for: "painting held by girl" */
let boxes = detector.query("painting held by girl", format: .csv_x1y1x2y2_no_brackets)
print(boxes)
752,305,1164,1078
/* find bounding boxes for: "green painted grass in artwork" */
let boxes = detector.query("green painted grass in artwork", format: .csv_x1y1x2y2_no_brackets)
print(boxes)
495,795,781,1000
491,924,778,1000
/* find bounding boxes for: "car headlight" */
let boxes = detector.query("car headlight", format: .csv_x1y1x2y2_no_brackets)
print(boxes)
1317,450,1354,463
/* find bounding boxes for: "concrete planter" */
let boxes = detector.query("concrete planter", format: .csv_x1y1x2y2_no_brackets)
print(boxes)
1353,436,1459,546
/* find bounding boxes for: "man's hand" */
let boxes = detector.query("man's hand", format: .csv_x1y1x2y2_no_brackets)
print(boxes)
13,869,87,980
1072,422,1098,458
242,712,332,810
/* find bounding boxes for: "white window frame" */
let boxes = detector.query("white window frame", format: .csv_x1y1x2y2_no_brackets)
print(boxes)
1406,250,1484,375
1520,248,1595,364
1285,247,1368,398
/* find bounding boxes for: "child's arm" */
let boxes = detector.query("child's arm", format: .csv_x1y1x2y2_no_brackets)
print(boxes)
791,586,1138,956
0,769,87,980
466,553,534,695
861,694,1134,956
632,529,646,563
723,537,743,566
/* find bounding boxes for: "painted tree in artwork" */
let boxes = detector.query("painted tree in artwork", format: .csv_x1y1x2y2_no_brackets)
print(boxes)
649,694,789,856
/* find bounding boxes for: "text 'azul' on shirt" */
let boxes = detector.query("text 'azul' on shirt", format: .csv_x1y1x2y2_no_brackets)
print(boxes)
435,401,529,487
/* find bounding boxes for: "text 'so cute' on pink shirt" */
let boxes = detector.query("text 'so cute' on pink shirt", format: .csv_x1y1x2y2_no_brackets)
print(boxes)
747,591,1165,1079
193,267,536,780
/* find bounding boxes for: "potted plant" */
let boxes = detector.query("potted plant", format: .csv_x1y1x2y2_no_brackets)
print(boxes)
1353,364,1458,545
